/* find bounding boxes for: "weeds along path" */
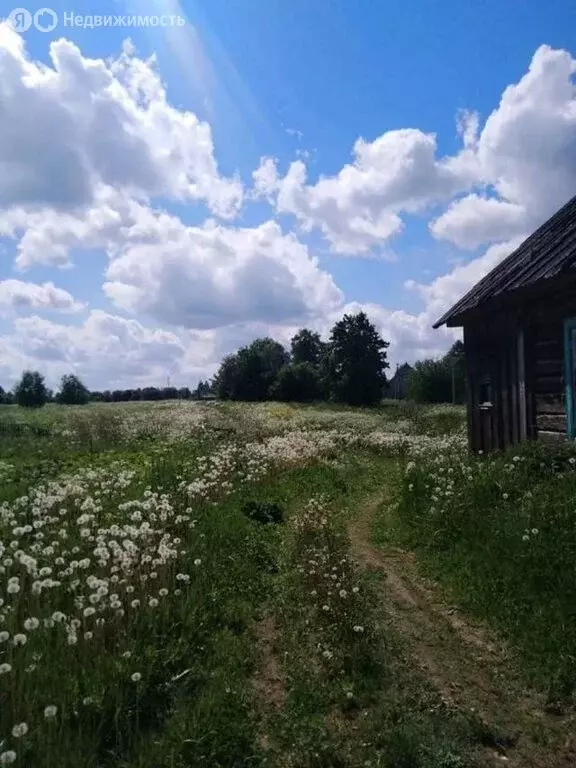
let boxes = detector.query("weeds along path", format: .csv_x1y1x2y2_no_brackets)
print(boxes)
348,492,576,768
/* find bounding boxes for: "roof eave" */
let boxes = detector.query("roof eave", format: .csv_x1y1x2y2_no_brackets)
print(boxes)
432,315,463,330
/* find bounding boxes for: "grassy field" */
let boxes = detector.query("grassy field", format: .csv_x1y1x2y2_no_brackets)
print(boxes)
0,400,574,767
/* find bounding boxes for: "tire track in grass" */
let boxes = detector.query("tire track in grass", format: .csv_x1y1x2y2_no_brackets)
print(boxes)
252,612,286,753
349,493,576,768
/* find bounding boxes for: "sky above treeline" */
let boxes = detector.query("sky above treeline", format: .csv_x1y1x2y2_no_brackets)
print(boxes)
1,0,576,389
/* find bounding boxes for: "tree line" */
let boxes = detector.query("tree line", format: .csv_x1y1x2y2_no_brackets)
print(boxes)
404,340,466,404
0,373,214,408
0,311,466,409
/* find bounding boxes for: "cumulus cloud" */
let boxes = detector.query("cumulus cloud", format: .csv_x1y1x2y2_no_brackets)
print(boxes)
253,128,478,255
0,238,524,389
0,312,309,390
103,217,343,329
0,23,242,218
8,311,187,387
2,31,576,385
0,280,84,314
430,195,527,249
255,45,576,257
431,45,576,248
1,187,156,269
1,191,342,329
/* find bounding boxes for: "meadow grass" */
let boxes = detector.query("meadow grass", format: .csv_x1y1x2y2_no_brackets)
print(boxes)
392,438,576,701
0,400,479,767
15,398,576,765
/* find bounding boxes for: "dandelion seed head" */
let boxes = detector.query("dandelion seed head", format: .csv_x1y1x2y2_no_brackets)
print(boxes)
23,617,40,631
11,722,28,738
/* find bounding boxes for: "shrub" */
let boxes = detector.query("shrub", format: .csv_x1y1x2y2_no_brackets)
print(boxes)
241,500,284,524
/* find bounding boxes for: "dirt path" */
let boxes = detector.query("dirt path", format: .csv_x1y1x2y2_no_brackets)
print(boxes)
348,495,576,768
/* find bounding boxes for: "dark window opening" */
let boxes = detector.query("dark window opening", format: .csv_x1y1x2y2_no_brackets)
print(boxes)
479,378,492,406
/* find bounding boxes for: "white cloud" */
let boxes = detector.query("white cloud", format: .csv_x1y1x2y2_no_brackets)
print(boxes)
1,187,153,269
0,239,523,389
0,312,310,390
432,45,576,248
103,217,343,329
256,45,576,258
7,311,187,388
406,239,523,325
0,23,242,218
0,280,84,314
2,33,576,386
253,128,478,255
430,195,527,249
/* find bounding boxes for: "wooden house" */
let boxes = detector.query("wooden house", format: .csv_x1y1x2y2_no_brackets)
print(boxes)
434,195,576,452
386,363,414,399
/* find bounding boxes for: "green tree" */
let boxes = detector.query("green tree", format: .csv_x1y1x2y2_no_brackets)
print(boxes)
269,362,323,402
194,380,211,399
14,370,48,408
445,340,466,403
56,374,90,405
291,329,326,365
213,355,240,400
406,341,466,404
325,312,389,405
213,338,289,401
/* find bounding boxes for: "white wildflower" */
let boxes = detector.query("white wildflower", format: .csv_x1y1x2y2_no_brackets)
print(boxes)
11,722,28,738
24,618,40,631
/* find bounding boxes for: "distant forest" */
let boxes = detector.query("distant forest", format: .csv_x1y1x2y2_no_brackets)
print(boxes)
2,312,466,408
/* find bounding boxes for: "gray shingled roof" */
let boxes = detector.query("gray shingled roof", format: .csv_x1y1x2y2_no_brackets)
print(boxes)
433,194,576,328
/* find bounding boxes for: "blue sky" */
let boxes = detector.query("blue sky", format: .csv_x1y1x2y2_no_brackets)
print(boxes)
1,0,576,388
